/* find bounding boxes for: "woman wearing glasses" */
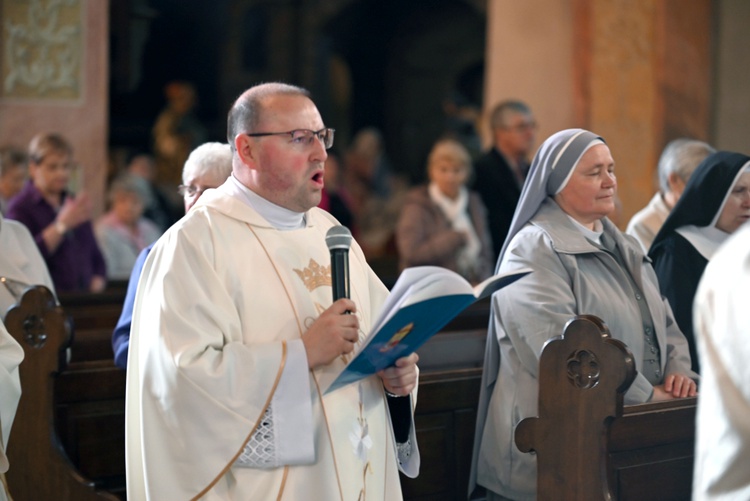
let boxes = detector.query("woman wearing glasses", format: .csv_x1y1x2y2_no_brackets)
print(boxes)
5,133,106,293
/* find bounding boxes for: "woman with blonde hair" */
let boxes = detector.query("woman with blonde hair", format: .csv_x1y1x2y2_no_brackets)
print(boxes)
396,137,492,284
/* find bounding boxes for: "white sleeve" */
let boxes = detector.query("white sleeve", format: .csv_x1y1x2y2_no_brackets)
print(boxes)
396,404,420,478
0,320,23,473
235,339,315,468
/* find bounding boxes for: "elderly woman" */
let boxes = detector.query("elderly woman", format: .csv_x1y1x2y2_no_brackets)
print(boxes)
95,175,162,280
396,138,493,284
6,133,106,293
469,129,697,501
649,151,750,373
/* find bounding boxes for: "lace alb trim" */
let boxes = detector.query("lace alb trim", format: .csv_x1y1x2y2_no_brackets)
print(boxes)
235,405,277,468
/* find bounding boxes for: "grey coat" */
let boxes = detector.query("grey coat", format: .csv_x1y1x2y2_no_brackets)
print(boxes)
473,198,696,500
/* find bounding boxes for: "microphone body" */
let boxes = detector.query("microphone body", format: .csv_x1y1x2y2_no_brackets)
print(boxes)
325,226,353,302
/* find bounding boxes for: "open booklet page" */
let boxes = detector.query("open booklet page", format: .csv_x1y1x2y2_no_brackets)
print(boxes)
324,266,531,394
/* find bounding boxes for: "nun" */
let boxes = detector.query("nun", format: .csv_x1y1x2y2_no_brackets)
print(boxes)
649,151,750,373
469,129,698,501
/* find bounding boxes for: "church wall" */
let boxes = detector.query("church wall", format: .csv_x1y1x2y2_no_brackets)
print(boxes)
713,0,750,153
0,0,108,215
484,0,713,228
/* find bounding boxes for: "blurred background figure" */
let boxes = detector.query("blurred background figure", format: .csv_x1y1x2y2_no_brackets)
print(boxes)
442,90,482,161
396,138,492,284
692,223,750,501
95,175,162,280
649,151,750,373
0,147,28,215
318,149,355,232
344,127,408,258
473,99,537,261
125,151,181,232
626,138,715,251
177,141,233,212
6,133,106,293
152,81,208,189
112,141,232,370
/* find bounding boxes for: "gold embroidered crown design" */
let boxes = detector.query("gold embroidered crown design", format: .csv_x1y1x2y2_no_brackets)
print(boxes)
293,258,332,291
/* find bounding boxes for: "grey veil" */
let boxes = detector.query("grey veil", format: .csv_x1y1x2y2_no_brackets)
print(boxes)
496,128,605,266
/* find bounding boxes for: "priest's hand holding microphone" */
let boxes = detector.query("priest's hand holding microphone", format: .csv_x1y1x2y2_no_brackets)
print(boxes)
301,226,418,396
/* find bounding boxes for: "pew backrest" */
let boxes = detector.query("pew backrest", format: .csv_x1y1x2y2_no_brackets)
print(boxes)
514,315,697,501
4,286,122,501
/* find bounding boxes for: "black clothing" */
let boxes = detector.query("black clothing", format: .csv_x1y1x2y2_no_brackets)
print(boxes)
650,233,706,373
472,148,522,263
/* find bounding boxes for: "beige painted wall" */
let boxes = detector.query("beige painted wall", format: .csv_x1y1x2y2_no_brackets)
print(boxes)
483,0,576,148
0,0,109,215
587,0,658,227
714,0,750,153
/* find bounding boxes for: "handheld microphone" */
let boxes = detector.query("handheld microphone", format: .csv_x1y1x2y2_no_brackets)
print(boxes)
325,225,352,302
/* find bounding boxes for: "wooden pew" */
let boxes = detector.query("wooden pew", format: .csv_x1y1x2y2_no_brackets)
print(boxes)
4,286,125,501
57,285,127,363
6,284,491,501
515,315,697,501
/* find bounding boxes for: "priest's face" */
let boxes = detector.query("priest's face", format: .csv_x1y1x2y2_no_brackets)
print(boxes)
248,94,328,212
554,144,617,230
716,170,750,234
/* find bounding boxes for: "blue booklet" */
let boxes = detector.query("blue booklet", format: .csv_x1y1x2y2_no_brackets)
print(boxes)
324,266,531,394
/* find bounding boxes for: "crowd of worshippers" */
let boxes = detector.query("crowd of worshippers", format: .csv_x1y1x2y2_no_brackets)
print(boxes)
1,84,749,500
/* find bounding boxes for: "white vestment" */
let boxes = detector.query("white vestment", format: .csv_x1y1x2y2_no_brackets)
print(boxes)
0,319,23,496
0,216,41,500
0,216,55,317
126,185,419,500
693,224,750,500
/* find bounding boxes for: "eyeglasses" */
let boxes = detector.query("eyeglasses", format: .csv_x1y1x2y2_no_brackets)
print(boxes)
502,121,537,134
178,184,209,198
244,128,335,150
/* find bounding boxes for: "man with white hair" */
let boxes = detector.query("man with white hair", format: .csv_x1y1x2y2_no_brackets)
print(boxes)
111,141,232,369
626,138,715,251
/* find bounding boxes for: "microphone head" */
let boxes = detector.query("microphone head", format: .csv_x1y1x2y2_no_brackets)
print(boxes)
325,225,352,251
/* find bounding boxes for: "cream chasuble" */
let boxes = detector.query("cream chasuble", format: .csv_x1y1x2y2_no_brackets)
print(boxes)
126,186,418,500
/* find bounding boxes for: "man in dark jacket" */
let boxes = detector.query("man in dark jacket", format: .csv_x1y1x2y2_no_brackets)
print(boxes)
472,100,536,261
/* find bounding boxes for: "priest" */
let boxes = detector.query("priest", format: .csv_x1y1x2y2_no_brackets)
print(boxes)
125,82,420,500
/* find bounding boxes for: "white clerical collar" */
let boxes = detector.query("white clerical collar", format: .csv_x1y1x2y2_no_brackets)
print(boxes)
676,224,730,260
566,214,604,244
225,174,306,230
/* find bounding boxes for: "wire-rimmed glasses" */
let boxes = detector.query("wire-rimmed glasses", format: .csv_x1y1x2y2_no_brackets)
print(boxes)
244,128,335,150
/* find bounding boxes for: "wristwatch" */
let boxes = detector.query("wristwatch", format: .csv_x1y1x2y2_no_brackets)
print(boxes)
54,220,68,235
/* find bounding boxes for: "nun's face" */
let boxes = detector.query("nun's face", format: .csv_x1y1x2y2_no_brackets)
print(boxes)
715,171,750,233
554,144,617,229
